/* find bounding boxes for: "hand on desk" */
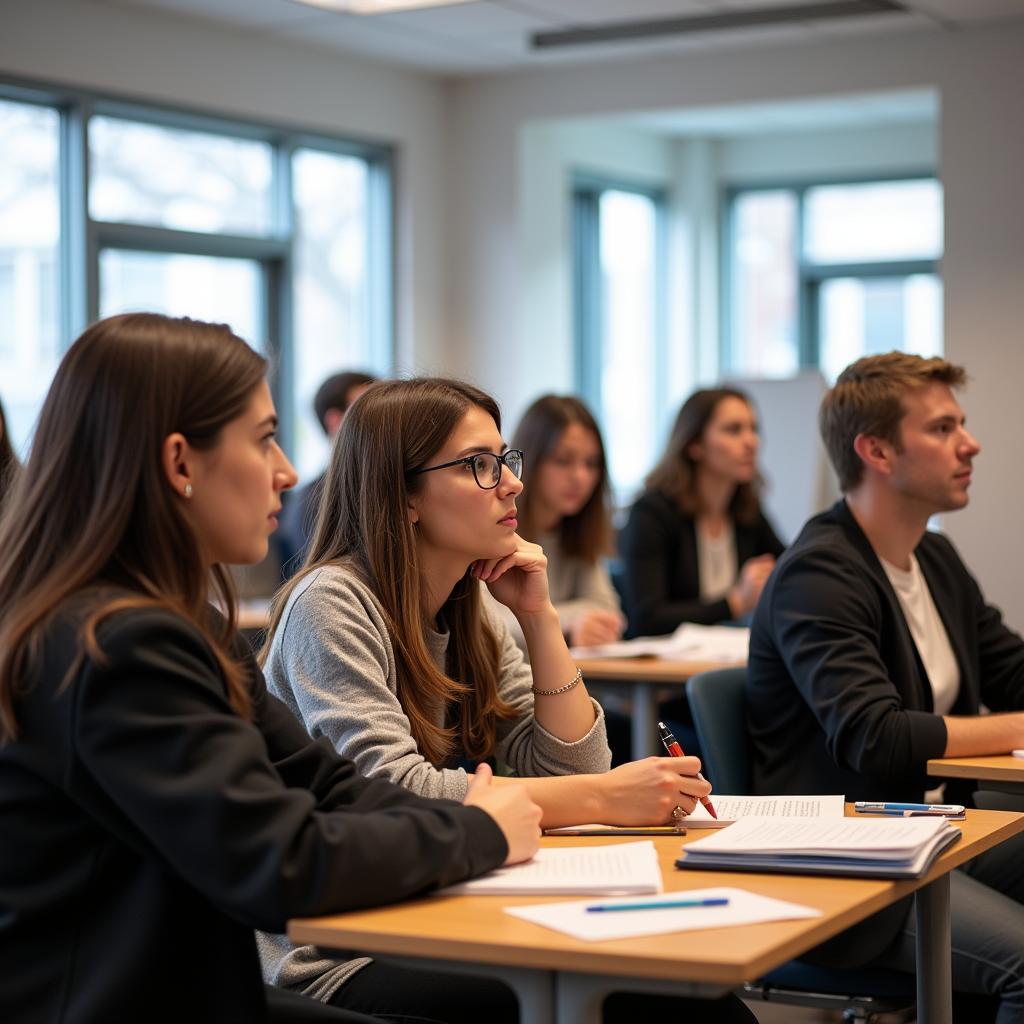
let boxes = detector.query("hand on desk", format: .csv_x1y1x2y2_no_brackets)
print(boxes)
595,756,712,826
463,762,543,864
728,554,776,618
569,609,625,648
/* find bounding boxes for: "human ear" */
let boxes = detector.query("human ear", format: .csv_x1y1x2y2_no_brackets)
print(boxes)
161,432,195,499
852,433,894,476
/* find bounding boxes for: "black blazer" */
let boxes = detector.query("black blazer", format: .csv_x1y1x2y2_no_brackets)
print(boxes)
0,598,505,1023
748,499,1024,804
619,489,785,638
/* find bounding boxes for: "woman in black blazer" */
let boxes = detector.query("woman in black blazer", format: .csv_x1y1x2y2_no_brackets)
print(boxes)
0,313,542,1024
620,388,784,638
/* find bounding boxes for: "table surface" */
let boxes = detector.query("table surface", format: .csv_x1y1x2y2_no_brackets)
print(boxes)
289,807,1023,989
576,657,733,683
926,754,1024,784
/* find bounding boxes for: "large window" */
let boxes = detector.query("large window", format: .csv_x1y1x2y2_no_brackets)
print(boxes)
726,177,943,380
0,86,392,475
574,180,666,500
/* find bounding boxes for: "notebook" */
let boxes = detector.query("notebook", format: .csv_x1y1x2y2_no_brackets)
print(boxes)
676,815,962,879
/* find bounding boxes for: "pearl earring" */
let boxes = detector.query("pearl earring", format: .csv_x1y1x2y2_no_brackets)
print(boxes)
184,483,193,499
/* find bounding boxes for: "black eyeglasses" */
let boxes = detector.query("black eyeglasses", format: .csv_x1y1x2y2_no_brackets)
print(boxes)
411,449,524,490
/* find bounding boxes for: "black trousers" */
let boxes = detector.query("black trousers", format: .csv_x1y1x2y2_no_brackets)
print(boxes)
330,960,757,1024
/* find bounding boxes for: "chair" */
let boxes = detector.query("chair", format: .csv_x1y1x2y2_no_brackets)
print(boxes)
687,667,916,1023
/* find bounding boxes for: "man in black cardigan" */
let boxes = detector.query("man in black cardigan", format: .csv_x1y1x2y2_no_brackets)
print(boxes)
747,352,1024,1013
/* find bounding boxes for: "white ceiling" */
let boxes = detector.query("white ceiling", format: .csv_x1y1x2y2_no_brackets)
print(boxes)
91,0,1024,77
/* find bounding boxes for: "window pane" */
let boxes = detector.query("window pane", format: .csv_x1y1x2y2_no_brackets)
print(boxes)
89,116,273,235
730,190,799,378
291,148,374,480
598,190,658,498
818,274,943,383
99,250,264,351
804,180,943,264
0,98,61,458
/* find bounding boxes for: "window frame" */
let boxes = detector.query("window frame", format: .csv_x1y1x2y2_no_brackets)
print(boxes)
722,171,941,375
0,75,394,459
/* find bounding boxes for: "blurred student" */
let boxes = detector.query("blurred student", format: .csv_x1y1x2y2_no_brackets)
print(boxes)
619,387,784,638
494,394,623,651
0,316,540,1023
278,370,377,573
258,378,753,1023
0,396,19,514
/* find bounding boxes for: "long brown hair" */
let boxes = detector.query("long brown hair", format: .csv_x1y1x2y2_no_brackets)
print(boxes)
263,377,519,766
0,397,19,513
0,313,267,741
644,388,763,525
512,394,612,562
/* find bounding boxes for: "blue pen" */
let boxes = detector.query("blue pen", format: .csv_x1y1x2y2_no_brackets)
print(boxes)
585,897,730,913
854,801,965,816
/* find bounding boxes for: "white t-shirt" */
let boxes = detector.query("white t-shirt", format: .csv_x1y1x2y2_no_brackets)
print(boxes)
880,554,960,716
697,524,738,603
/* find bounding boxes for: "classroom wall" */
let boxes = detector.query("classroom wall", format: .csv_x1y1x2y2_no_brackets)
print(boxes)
445,25,1024,630
1,0,449,375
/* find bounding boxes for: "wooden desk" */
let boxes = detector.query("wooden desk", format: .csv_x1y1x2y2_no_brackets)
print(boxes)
927,754,1024,794
289,808,1024,1024
576,657,733,757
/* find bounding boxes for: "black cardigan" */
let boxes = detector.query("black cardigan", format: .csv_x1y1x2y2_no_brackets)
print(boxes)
748,499,1024,804
0,599,506,1023
619,489,785,638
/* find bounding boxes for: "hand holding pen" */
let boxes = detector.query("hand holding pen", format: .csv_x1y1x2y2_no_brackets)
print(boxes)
658,721,718,820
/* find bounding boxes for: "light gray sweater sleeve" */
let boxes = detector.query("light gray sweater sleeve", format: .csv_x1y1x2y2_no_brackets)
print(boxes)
263,566,471,801
487,603,612,776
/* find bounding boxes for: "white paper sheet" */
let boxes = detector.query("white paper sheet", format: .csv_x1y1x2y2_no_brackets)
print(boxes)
437,841,663,896
505,886,821,941
684,793,845,825
571,623,749,663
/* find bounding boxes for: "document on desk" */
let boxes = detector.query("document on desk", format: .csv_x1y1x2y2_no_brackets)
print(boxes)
437,841,662,896
570,623,749,663
678,816,961,879
505,886,820,941
544,794,845,835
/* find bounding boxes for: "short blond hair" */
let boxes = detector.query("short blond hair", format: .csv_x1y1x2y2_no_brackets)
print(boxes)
820,352,967,492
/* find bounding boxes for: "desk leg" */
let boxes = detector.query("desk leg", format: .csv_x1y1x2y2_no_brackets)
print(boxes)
631,685,657,759
915,874,952,1024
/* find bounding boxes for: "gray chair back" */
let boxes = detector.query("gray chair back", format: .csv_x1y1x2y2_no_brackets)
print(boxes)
687,666,751,795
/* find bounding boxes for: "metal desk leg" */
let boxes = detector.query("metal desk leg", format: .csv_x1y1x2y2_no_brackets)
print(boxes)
631,684,657,758
915,874,953,1024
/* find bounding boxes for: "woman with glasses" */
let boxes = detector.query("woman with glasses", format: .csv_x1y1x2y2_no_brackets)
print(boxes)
491,394,624,653
620,388,784,638
256,378,757,1023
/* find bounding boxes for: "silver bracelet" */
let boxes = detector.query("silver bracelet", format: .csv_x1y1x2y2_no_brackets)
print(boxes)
532,666,583,696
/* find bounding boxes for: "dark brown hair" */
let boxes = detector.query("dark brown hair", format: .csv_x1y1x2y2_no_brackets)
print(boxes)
313,371,377,433
511,394,612,562
263,377,518,766
0,397,19,514
0,313,267,741
820,352,968,492
644,388,763,524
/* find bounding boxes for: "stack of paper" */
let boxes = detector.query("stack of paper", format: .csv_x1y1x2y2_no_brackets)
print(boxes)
678,816,961,879
571,622,749,662
437,840,662,896
505,886,821,942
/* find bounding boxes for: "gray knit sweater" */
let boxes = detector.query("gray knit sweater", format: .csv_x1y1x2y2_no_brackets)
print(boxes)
257,561,611,1002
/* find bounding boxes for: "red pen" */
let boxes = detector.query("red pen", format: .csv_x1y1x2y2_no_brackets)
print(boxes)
657,720,718,819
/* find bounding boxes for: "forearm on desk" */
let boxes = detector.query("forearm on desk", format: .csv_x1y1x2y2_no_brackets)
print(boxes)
490,773,605,829
943,711,1024,757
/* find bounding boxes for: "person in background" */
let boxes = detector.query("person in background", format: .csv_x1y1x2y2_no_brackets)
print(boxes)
0,396,19,514
278,370,377,575
258,377,754,1023
0,315,541,1023
619,387,784,638
493,394,623,651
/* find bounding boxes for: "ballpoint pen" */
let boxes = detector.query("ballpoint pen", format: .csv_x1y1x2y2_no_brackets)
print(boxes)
585,897,730,913
658,720,718,819
854,801,965,817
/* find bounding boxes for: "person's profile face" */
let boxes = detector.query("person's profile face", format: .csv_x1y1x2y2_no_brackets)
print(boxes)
689,396,760,486
533,423,602,523
407,405,523,570
184,380,298,566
